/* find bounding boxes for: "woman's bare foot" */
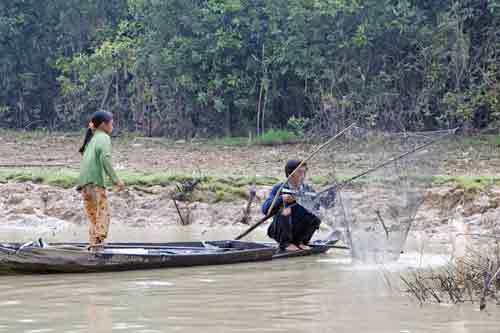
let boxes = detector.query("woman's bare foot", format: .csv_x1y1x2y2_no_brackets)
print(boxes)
298,243,311,250
285,244,301,251
88,242,105,252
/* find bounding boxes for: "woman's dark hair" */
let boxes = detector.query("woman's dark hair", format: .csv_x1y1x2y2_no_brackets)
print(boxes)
285,159,306,177
78,111,113,154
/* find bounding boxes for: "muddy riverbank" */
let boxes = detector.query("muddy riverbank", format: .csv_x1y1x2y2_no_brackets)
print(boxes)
1,182,500,251
1,129,500,252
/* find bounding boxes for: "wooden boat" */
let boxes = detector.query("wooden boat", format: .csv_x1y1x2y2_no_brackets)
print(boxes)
0,240,338,274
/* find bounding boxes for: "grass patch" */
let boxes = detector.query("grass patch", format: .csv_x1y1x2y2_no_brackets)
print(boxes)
309,174,500,192
5,168,498,201
0,168,279,202
0,168,280,189
457,135,500,147
120,172,212,187
0,168,334,202
258,129,303,145
199,182,249,202
309,175,331,185
208,129,303,146
432,175,500,191
0,169,79,188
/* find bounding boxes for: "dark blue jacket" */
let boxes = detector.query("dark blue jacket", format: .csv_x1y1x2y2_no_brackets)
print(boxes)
261,182,336,217
261,183,286,216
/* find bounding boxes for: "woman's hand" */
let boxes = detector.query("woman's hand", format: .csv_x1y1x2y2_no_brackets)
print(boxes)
282,207,292,216
115,181,126,192
282,194,296,204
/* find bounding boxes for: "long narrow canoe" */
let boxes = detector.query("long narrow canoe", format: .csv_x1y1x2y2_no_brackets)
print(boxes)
0,240,336,274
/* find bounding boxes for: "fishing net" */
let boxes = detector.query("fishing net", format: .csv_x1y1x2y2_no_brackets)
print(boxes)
295,126,457,263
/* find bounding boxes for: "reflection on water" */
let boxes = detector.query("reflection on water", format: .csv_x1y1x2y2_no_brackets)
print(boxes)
88,300,112,333
0,225,499,332
0,249,499,333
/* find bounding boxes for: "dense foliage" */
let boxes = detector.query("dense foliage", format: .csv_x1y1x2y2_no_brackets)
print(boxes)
1,0,500,137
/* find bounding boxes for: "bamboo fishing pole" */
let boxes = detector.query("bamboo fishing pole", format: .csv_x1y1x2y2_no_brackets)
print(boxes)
234,122,356,240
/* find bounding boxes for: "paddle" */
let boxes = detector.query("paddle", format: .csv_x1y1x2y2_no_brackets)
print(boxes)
234,123,356,240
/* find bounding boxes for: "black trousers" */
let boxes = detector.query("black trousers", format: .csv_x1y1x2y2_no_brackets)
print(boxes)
267,204,321,250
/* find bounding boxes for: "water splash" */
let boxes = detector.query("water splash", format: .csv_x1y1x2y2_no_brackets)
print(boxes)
317,252,449,272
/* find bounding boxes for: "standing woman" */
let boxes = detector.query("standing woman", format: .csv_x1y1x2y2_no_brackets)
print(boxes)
78,111,125,249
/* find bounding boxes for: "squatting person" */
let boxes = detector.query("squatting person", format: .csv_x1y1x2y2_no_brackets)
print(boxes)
262,159,323,252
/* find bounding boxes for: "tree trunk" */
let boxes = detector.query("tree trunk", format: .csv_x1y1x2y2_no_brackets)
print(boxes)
256,81,264,137
225,98,232,137
261,80,268,135
115,71,120,128
100,77,113,110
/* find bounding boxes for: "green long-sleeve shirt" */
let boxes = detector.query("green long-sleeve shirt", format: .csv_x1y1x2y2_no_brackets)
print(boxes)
79,129,120,188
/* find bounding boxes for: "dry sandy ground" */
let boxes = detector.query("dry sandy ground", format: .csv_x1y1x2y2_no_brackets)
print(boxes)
1,131,500,177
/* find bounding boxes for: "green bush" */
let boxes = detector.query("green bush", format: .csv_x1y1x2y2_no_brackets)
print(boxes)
287,116,308,136
257,129,303,145
207,129,303,146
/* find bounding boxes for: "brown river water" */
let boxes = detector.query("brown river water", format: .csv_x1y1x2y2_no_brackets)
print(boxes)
0,225,499,333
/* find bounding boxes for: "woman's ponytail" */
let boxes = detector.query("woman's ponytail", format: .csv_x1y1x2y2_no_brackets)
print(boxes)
78,110,113,155
78,127,94,155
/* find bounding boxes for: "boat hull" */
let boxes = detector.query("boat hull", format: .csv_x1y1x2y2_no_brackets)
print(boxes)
0,240,334,274
0,241,275,274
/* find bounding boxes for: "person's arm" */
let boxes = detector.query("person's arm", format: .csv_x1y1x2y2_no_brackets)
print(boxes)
96,135,120,185
303,183,316,194
261,183,284,216
299,183,321,212
319,186,336,209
